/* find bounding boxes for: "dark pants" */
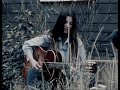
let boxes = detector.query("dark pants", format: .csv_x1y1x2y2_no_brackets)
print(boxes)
26,68,43,86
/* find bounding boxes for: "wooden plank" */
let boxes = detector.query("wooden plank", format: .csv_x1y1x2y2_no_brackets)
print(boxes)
84,59,118,63
39,0,89,2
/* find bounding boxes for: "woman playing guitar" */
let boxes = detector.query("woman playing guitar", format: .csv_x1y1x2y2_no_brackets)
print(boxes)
22,9,86,90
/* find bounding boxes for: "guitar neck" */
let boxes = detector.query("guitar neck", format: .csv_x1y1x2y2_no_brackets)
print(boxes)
43,62,94,70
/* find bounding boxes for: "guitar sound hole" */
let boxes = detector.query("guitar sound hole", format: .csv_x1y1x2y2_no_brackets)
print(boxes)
46,51,55,62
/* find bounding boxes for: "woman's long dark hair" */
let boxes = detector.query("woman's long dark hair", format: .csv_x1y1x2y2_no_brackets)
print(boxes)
51,9,78,57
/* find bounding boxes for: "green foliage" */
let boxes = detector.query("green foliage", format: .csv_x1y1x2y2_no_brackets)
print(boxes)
2,9,36,88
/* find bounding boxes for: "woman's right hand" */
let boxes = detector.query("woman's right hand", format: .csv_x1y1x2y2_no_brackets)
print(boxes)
30,59,42,70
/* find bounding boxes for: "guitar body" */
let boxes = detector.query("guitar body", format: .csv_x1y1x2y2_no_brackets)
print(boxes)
23,46,62,81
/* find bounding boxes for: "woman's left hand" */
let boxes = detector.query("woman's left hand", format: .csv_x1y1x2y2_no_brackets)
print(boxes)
84,62,97,73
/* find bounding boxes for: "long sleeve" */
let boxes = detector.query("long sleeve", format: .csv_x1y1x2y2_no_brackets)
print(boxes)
22,34,52,57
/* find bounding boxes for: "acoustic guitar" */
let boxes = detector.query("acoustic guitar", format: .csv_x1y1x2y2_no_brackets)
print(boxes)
23,46,97,82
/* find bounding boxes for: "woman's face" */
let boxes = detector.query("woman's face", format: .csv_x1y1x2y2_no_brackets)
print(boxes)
64,16,73,34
